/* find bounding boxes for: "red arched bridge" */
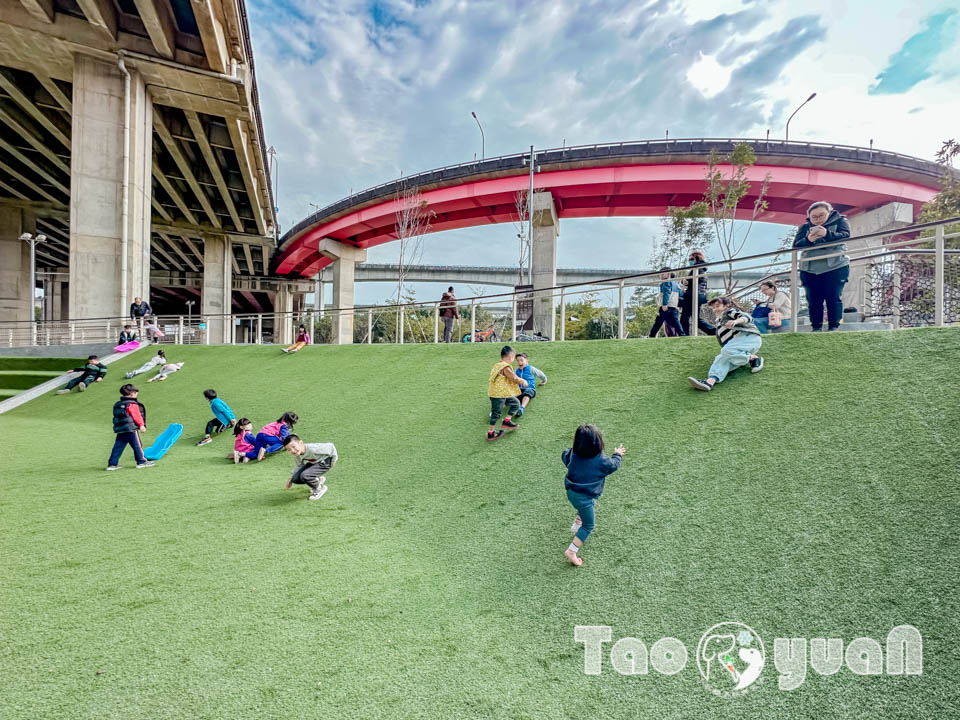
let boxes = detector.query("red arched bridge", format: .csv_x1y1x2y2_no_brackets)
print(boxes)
272,138,943,277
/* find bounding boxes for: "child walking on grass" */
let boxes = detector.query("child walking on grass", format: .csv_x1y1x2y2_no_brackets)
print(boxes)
196,389,237,445
687,297,764,392
649,268,685,338
562,424,625,567
283,434,338,501
232,418,258,463
255,412,299,460
487,345,527,442
106,384,155,471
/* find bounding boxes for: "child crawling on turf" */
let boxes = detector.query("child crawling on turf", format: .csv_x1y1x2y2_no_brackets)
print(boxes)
487,345,527,441
514,352,547,415
232,418,258,463
283,434,338,501
562,424,625,567
687,296,764,392
255,412,299,460
196,389,236,445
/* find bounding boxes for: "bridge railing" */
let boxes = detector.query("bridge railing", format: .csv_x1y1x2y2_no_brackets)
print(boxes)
2,217,958,349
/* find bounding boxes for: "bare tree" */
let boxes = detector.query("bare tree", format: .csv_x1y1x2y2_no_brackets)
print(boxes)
514,189,531,285
393,182,434,337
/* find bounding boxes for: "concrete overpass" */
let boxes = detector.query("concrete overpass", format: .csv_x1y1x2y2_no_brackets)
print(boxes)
328,264,768,289
273,138,944,341
0,0,283,342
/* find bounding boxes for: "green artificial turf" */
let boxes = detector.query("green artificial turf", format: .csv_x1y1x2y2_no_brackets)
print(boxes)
1,330,958,719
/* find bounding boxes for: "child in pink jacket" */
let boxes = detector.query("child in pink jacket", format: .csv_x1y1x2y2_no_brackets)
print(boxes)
254,412,299,460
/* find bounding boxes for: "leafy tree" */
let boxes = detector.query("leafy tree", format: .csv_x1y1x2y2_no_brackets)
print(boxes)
649,206,711,270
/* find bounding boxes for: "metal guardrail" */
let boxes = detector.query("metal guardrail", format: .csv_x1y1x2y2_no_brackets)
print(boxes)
3,218,958,348
278,138,950,248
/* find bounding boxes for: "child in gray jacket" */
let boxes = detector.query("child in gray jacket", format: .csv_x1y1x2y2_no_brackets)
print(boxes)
282,434,339,501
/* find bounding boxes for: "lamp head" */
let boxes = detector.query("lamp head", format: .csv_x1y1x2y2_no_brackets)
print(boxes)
19,232,31,241
36,234,46,243
471,111,477,119
807,92,817,101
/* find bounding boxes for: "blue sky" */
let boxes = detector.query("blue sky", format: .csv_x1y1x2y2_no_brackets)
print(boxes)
248,0,960,304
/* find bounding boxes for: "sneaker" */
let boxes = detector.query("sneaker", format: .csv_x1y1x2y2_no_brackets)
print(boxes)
77,382,86,392
105,465,122,471
308,485,328,501
750,356,764,373
56,389,69,394
125,372,134,379
196,437,213,446
502,419,519,430
688,377,712,391
515,406,524,417
136,461,156,469
487,430,504,442
811,327,822,332
281,348,289,353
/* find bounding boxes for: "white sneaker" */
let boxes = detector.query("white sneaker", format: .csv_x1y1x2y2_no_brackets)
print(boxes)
56,389,69,394
78,382,86,392
105,465,122,471
308,485,329,501
136,461,156,468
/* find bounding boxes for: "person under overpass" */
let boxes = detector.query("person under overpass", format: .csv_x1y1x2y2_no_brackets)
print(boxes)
440,286,460,343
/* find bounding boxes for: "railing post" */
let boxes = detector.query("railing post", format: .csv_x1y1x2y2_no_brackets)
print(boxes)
399,306,404,345
177,316,184,344
560,288,566,341
617,279,625,340
511,294,517,341
434,303,440,343
935,225,944,327
256,314,262,344
31,321,36,346
70,322,75,343
470,298,476,341
892,257,901,329
691,267,699,337
367,308,373,344
205,317,210,345
309,310,314,343
790,248,799,332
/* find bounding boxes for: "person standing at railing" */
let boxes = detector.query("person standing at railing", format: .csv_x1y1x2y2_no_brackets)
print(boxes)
130,297,152,334
648,269,686,338
679,250,716,336
440,287,460,343
753,280,792,333
793,202,851,331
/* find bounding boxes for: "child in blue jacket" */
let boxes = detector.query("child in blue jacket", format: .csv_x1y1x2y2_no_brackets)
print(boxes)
196,389,237,445
648,269,686,337
514,352,547,415
562,424,626,567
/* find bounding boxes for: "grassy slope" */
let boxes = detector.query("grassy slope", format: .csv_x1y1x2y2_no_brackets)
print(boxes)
1,331,958,720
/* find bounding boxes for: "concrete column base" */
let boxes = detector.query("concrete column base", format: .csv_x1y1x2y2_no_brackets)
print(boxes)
202,234,232,344
273,282,294,345
531,192,558,339
844,202,914,312
318,239,367,344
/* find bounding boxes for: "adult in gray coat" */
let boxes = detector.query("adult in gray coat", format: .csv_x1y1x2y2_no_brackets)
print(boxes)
793,201,851,331
440,286,460,343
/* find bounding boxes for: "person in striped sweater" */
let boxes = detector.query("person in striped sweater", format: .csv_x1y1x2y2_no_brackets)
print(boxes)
688,297,764,392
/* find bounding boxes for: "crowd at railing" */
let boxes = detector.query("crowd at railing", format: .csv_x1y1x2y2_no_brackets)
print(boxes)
1,217,958,350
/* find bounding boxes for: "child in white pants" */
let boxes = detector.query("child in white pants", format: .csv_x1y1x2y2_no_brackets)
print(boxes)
688,297,764,391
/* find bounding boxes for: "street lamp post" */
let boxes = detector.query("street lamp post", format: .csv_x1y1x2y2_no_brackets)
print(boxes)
471,111,485,160
785,92,817,142
19,232,46,323
186,300,195,328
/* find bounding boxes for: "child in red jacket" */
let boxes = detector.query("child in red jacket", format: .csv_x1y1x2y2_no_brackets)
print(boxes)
106,384,155,470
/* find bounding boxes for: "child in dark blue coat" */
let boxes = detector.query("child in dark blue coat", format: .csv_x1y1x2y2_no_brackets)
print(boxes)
562,424,626,566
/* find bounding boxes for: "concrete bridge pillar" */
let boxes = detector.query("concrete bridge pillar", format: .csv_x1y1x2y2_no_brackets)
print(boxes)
273,282,295,346
318,239,367,344
69,55,153,319
531,192,558,339
844,202,913,312
0,207,33,323
202,234,233,344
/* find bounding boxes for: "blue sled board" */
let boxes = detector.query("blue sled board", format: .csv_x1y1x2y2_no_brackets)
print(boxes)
143,423,183,461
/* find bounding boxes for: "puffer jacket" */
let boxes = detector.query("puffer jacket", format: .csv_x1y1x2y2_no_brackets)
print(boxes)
793,210,851,274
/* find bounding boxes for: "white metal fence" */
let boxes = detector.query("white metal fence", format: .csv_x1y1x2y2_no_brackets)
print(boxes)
2,217,958,349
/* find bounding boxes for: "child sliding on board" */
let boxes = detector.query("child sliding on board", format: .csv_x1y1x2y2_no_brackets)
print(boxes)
562,424,625,567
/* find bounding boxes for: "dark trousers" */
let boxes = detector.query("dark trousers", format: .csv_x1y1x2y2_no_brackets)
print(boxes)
291,458,333,491
489,396,521,425
801,266,849,329
443,316,455,343
205,418,227,435
679,293,716,336
66,373,98,390
109,431,146,466
649,307,685,337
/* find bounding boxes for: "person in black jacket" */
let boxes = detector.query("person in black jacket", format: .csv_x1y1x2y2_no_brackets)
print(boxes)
106,384,154,470
793,202,851,331
679,249,716,336
118,325,140,344
130,297,152,324
57,355,107,394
